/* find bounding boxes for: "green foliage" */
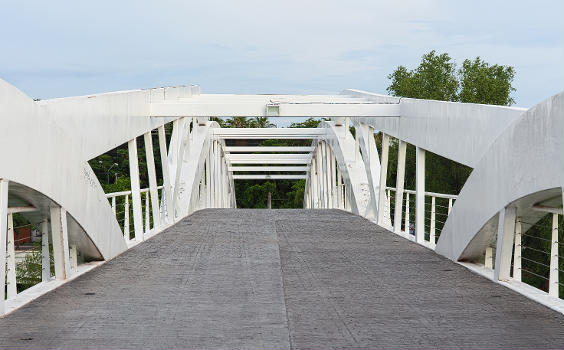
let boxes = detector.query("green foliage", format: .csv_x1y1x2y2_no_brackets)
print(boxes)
387,50,458,101
387,50,515,105
16,242,54,292
459,57,515,105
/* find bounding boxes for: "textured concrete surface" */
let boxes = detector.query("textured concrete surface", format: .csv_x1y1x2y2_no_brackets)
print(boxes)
0,209,563,349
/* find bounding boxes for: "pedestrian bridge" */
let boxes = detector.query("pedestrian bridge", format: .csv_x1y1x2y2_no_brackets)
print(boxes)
0,79,563,348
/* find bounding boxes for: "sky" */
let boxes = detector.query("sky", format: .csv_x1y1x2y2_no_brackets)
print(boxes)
1,0,562,116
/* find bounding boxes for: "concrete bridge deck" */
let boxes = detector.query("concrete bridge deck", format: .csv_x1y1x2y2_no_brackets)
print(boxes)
0,209,562,349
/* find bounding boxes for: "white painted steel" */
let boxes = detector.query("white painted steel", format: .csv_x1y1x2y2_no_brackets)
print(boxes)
233,175,307,180
225,146,314,153
229,166,308,172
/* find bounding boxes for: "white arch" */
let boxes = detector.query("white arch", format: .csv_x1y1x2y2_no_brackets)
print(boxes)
436,92,564,262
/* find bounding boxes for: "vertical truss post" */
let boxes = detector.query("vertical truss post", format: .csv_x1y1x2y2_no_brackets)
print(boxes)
144,191,150,233
172,118,189,218
41,220,51,282
158,125,173,223
377,133,390,226
215,141,221,207
6,213,16,298
513,218,522,282
415,147,426,243
430,196,436,248
50,207,71,280
394,141,407,234
124,194,130,240
0,179,9,314
330,151,336,209
549,213,559,297
317,145,324,208
337,168,343,209
321,143,329,208
404,193,410,234
206,146,211,208
494,206,517,281
128,138,143,242
144,131,161,230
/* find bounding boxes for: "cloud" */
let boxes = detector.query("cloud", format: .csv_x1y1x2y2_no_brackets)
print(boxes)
0,0,561,107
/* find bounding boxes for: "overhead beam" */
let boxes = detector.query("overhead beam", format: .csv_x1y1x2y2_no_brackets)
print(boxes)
7,206,38,214
226,153,311,162
233,174,307,180
227,159,310,165
214,128,325,139
225,146,314,153
150,102,400,118
229,166,309,172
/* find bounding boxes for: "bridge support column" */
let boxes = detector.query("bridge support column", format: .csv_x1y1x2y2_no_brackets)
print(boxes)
394,141,407,234
0,179,8,314
50,207,71,280
144,131,161,230
316,145,323,208
158,126,173,223
41,220,51,282
128,138,144,241
330,152,336,208
377,133,390,226
206,147,211,208
512,218,522,281
337,168,343,209
415,147,425,243
549,213,559,297
494,206,516,281
6,213,16,298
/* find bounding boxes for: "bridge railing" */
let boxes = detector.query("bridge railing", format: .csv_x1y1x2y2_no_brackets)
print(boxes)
384,187,457,249
106,186,165,243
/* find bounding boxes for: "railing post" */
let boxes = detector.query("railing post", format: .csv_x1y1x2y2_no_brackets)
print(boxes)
325,143,332,209
158,125,173,223
111,196,116,215
124,194,130,240
330,152,337,208
337,168,342,209
448,198,453,214
144,191,150,233
311,155,318,208
316,145,324,208
430,196,436,247
128,138,143,242
494,206,517,281
394,141,406,234
144,131,161,229
205,150,211,208
6,213,17,298
513,218,522,281
404,192,410,234
0,179,9,314
549,213,559,297
41,220,51,282
415,147,425,243
377,133,390,226
50,207,71,280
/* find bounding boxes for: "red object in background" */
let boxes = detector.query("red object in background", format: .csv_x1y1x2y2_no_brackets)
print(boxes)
14,226,32,245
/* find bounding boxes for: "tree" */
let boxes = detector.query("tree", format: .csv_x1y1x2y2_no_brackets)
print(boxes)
459,57,515,105
387,50,458,101
385,50,516,195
